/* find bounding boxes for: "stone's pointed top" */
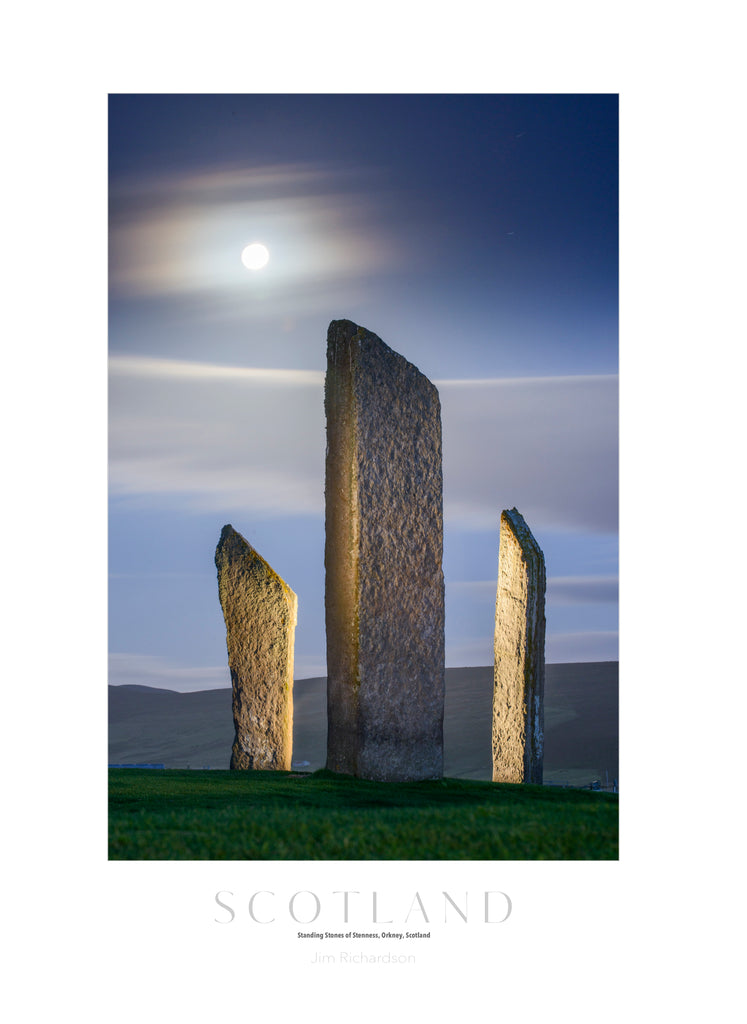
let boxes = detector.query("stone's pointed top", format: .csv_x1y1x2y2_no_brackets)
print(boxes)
326,319,436,395
217,522,253,551
327,318,385,352
215,525,297,602
501,508,543,561
216,522,254,559
328,318,359,333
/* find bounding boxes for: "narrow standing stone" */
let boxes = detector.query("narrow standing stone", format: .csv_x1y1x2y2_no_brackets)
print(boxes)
215,524,297,770
324,319,445,781
492,508,546,784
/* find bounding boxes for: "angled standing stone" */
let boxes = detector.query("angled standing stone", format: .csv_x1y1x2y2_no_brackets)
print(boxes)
215,524,297,770
492,508,546,784
324,319,445,782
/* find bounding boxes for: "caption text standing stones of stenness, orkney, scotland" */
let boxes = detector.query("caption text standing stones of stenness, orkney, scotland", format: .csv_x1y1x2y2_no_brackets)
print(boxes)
324,319,446,782
215,524,297,771
492,508,547,784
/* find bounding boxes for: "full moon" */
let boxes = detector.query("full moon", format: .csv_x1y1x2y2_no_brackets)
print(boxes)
241,242,270,271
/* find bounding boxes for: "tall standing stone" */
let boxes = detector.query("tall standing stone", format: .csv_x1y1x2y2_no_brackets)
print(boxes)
324,319,445,782
215,524,297,770
492,508,546,784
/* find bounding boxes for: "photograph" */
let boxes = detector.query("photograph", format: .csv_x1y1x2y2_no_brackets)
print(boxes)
108,93,619,861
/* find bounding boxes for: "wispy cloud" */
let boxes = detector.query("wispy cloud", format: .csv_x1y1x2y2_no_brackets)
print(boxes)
110,354,324,385
444,630,619,666
449,575,618,604
109,653,229,692
109,355,325,514
445,573,618,668
439,374,618,533
548,575,618,603
545,630,619,663
435,374,615,387
108,570,213,580
449,580,497,593
109,357,617,541
112,162,335,204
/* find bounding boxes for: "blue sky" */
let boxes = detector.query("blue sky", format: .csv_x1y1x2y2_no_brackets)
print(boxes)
109,94,618,691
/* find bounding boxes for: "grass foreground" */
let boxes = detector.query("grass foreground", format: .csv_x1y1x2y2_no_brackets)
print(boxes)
108,768,618,860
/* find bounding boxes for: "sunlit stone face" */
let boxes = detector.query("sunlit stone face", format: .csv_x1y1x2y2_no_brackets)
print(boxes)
492,508,546,784
324,319,445,782
215,524,296,771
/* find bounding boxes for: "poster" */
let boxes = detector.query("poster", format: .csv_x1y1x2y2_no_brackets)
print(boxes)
7,5,738,1020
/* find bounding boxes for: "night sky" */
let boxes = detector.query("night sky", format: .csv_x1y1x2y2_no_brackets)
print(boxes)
108,93,618,691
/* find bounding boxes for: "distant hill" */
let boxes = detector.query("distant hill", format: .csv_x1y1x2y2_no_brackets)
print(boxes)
109,661,618,787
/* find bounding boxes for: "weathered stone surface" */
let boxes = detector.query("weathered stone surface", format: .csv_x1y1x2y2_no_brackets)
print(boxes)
215,524,297,770
324,319,445,782
492,508,546,784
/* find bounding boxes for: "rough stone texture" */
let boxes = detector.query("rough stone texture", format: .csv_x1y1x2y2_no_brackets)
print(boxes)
324,319,445,781
492,508,546,784
215,524,297,770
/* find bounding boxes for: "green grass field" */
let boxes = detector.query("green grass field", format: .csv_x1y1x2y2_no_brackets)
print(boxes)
108,768,618,860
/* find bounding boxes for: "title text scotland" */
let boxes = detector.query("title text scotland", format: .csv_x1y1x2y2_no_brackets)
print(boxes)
214,889,512,925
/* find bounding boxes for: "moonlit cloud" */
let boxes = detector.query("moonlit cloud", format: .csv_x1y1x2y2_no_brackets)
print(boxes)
439,374,618,533
109,355,325,514
113,162,333,202
109,356,617,539
109,354,324,385
109,160,399,304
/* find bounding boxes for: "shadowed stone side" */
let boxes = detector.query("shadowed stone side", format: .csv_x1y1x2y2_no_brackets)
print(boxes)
324,319,445,781
492,508,546,784
215,524,297,770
